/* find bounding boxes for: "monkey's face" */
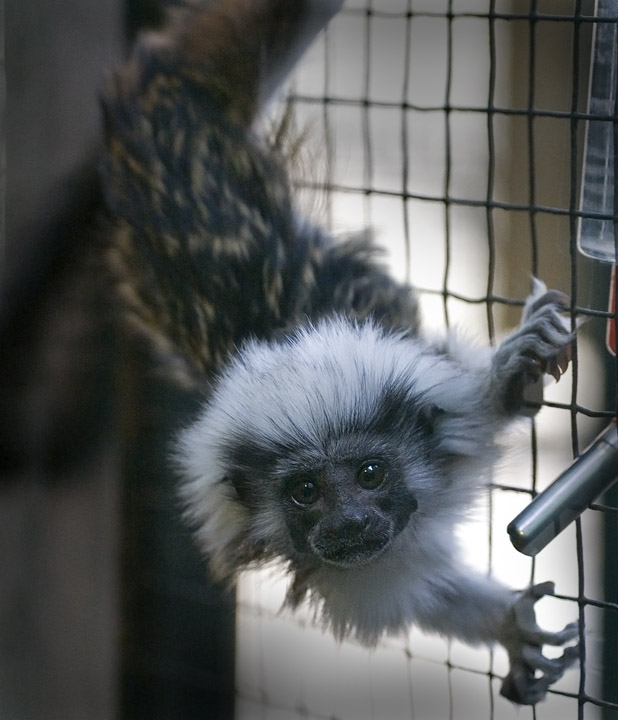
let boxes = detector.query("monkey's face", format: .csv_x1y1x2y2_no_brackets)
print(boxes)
279,455,418,569
227,424,427,573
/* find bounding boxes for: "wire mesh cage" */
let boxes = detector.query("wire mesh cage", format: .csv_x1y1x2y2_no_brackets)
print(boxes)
111,1,618,720
227,2,618,719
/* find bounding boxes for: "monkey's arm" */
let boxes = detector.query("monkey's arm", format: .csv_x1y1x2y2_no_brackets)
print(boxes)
415,281,577,704
436,278,573,436
413,567,578,705
488,278,572,415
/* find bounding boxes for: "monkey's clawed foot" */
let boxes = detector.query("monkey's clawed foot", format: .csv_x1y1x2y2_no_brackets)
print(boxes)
499,582,579,705
492,278,573,413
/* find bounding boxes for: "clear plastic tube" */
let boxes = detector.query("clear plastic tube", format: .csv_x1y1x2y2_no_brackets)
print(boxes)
578,0,618,264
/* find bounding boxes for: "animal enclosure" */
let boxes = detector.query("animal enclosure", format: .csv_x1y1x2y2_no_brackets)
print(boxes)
115,2,618,718
230,2,618,718
4,1,616,719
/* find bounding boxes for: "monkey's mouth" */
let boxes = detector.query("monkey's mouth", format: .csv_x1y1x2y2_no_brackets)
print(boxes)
310,530,392,569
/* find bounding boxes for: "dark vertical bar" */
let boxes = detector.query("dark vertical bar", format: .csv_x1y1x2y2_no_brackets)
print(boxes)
401,0,413,283
119,354,236,720
485,0,497,343
521,0,541,587
485,6,499,713
568,3,586,718
603,483,618,720
605,8,618,718
525,2,540,590
527,1,539,277
118,2,237,718
526,0,540,578
444,4,455,712
442,0,454,329
362,0,374,228
0,0,4,261
322,12,335,231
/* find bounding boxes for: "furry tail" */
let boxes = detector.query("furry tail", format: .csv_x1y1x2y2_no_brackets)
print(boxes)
101,1,418,388
101,1,344,386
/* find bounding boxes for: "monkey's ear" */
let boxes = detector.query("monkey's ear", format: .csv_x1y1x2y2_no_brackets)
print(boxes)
418,403,445,435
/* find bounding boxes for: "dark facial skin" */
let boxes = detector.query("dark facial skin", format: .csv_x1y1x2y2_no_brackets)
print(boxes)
281,457,418,568
226,390,436,571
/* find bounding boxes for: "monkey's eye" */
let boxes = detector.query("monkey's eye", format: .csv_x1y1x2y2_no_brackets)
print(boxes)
356,461,387,490
289,478,320,507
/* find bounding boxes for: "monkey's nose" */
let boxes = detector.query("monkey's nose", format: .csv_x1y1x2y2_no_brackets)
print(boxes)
324,511,373,541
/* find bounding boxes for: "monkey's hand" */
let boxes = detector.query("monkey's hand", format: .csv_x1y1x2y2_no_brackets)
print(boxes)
491,278,573,414
499,582,579,705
